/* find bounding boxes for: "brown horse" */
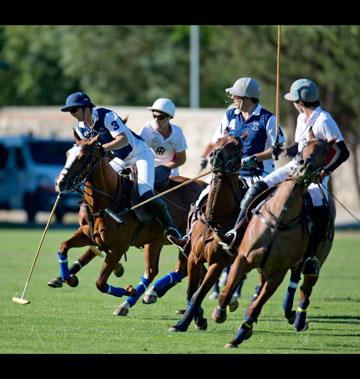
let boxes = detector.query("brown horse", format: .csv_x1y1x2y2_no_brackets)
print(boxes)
54,138,206,316
168,134,247,332
211,135,336,347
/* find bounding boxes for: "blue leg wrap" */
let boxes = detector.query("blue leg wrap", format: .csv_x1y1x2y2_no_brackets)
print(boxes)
245,314,256,324
127,276,151,307
58,252,70,281
102,283,127,297
175,303,198,331
283,282,298,312
154,271,182,297
233,322,253,345
233,277,246,297
294,299,310,331
232,314,255,345
213,280,220,294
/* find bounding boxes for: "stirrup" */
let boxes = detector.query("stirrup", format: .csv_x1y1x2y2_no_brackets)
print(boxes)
218,229,236,251
167,235,188,250
165,227,181,239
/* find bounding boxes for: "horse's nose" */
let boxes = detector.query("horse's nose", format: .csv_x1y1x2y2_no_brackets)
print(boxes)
55,173,66,192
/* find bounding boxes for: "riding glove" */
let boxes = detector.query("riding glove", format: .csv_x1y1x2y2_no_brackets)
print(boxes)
199,156,208,170
241,155,258,169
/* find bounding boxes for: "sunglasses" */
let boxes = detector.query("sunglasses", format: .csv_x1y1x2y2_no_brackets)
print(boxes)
153,113,167,120
69,107,80,114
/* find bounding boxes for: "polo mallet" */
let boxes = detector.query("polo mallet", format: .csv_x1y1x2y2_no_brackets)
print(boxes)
105,169,212,223
12,192,63,305
273,25,281,161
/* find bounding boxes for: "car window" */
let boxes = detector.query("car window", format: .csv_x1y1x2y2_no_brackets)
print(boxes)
15,147,25,169
0,144,9,169
28,141,74,165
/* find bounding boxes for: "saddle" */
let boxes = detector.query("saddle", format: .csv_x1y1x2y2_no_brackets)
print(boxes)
116,169,178,225
246,185,314,234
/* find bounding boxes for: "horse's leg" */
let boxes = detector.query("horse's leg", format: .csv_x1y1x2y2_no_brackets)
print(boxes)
225,270,287,348
212,254,251,324
250,272,265,303
56,228,94,287
116,242,162,316
93,250,135,310
282,265,302,324
294,273,319,332
168,252,209,332
48,247,98,288
233,273,247,298
143,248,187,304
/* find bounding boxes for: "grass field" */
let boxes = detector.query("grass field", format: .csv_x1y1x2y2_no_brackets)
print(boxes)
1,227,360,354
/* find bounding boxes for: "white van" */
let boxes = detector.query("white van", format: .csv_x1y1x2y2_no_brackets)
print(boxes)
0,134,81,223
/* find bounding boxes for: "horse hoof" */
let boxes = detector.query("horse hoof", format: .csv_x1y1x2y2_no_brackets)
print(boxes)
113,302,129,316
47,278,63,288
224,342,238,349
125,285,136,297
285,310,296,325
113,262,124,278
211,307,227,323
65,275,79,288
175,309,186,315
295,321,309,332
195,318,208,331
142,294,157,304
227,297,239,312
168,326,185,333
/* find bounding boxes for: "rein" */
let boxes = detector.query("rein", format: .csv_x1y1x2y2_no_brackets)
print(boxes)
253,178,306,233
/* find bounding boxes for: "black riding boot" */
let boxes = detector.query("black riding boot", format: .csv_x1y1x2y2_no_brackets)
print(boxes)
302,206,329,276
227,180,268,239
237,180,268,224
142,191,181,239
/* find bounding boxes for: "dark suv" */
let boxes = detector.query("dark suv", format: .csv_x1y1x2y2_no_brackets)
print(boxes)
0,135,82,223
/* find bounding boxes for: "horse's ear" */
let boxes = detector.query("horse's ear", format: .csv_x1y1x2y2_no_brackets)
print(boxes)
87,134,100,145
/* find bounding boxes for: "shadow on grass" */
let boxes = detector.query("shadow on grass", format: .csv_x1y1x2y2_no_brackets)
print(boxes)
0,221,78,230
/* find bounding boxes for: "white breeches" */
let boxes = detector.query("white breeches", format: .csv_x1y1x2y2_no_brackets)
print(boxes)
109,148,155,197
263,160,330,207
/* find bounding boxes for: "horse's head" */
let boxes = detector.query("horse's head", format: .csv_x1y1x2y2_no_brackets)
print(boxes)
209,133,244,175
55,135,103,192
291,129,336,186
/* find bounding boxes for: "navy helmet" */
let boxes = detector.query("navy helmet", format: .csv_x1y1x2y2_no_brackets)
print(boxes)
61,92,95,112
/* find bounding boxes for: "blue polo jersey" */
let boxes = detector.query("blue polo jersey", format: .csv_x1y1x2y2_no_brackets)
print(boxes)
212,104,285,177
74,107,145,160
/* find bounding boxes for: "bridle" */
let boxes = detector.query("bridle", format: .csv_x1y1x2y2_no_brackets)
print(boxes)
57,144,117,202
209,135,244,176
290,139,329,186
203,136,245,231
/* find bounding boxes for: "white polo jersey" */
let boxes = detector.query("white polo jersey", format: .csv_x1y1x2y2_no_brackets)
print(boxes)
264,106,344,207
295,106,344,151
139,121,188,176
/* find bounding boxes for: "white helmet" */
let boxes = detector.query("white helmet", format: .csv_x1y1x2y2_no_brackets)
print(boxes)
225,77,260,99
147,98,176,118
